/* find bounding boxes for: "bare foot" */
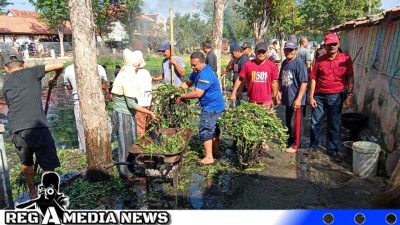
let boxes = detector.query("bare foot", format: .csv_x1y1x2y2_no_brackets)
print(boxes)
198,157,214,165
286,146,298,153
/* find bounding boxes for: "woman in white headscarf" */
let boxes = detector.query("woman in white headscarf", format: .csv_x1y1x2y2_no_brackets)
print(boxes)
111,49,157,179
134,52,153,137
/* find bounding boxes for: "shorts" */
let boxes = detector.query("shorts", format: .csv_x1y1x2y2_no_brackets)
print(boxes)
199,111,222,142
12,128,60,170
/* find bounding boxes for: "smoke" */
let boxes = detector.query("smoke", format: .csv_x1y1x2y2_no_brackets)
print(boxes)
143,0,205,16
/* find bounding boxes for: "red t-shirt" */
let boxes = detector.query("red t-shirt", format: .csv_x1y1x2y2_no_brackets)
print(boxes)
310,52,354,94
239,59,279,103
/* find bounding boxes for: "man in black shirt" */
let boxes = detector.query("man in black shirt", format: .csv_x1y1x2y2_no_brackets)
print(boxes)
230,43,249,103
241,42,255,60
202,41,218,74
1,52,64,199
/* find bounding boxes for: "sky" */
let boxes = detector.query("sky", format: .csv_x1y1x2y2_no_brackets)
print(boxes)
5,0,400,14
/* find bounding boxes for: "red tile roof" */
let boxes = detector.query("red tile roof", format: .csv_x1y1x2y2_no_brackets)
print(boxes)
7,9,39,18
137,14,156,22
0,15,72,35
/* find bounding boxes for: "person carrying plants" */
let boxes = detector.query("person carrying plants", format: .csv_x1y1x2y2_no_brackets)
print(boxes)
277,41,308,153
152,43,186,87
177,52,225,166
230,42,280,109
1,51,64,199
111,49,158,179
308,33,354,162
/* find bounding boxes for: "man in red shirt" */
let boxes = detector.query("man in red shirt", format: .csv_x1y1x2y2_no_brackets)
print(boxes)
308,33,354,161
230,42,279,109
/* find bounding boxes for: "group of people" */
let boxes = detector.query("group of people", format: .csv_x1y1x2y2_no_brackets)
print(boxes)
1,32,354,199
200,33,354,162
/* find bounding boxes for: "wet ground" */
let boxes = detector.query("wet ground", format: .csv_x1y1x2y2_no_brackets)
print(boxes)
114,105,388,209
4,77,388,209
142,107,387,209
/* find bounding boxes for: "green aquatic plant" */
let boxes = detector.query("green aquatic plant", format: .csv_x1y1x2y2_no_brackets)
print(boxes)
220,101,288,164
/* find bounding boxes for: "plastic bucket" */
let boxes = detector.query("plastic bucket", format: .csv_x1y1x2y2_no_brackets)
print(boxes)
352,141,381,177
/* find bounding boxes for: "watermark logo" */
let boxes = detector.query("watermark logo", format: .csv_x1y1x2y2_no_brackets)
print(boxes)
4,171,170,225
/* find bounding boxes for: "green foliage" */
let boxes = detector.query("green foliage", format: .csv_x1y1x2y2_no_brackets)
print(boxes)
92,0,113,35
150,84,197,130
220,102,288,163
92,0,143,37
268,0,302,40
142,132,186,154
29,0,69,30
48,101,79,149
0,0,11,12
172,13,212,54
235,0,382,41
203,0,252,42
298,0,382,36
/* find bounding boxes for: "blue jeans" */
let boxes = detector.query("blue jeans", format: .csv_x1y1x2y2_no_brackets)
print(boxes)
310,92,345,153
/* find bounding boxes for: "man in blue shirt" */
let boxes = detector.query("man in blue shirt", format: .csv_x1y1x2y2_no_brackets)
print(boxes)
153,43,186,87
178,52,225,165
278,41,308,153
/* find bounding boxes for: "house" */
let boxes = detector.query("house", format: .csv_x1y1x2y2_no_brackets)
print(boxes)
0,9,72,43
330,6,400,152
146,13,167,32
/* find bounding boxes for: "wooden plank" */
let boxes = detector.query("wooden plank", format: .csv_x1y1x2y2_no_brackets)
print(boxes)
0,124,13,209
368,26,377,66
350,29,360,60
364,27,372,66
380,23,393,71
388,22,400,74
361,28,368,65
366,27,374,68
372,25,383,67
383,23,396,72
396,22,400,72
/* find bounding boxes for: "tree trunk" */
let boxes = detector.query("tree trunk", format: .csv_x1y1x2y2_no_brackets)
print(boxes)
212,0,224,81
58,27,65,57
68,0,112,171
253,0,271,44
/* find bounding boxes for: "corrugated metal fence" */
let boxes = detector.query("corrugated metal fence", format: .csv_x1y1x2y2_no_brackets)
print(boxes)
339,20,400,151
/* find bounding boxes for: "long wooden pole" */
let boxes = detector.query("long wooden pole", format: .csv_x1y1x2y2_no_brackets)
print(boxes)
169,8,174,85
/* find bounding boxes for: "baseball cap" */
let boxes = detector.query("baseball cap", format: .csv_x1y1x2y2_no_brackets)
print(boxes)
283,41,297,50
158,43,171,52
324,33,339,45
1,52,24,67
255,42,267,52
230,43,241,53
241,42,252,49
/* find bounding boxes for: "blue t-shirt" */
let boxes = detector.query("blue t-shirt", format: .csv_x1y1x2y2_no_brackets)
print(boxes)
279,57,308,106
189,65,225,113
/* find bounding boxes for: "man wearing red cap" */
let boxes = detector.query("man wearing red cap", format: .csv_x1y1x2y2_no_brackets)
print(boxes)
308,33,354,161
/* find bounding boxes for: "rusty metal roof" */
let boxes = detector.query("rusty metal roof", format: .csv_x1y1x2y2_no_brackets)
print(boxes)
330,6,400,31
